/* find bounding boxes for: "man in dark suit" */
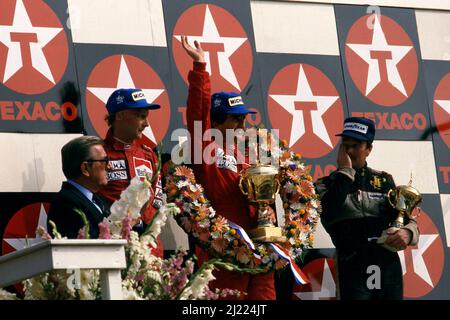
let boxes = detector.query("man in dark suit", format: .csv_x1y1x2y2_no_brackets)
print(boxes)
47,136,111,239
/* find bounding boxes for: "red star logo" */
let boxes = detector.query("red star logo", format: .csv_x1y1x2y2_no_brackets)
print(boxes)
172,4,253,93
432,72,450,149
2,202,50,255
292,258,337,300
85,54,171,145
267,63,344,159
345,14,418,106
0,0,68,94
400,209,445,298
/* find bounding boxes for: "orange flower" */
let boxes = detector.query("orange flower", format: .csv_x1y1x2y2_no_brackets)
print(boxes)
211,237,228,253
300,180,315,197
197,205,210,220
174,166,195,180
280,151,291,161
235,246,250,264
214,216,228,233
230,228,237,236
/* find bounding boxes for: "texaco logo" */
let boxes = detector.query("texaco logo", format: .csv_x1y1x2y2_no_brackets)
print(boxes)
172,4,253,93
85,54,171,144
2,202,49,255
267,63,344,159
400,209,445,298
0,0,68,94
433,72,450,149
345,14,418,106
292,258,337,300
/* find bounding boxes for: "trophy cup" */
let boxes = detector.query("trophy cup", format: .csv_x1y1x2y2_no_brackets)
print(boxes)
239,164,286,242
377,177,422,252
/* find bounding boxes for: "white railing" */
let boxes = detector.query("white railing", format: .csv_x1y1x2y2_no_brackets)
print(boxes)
0,239,127,300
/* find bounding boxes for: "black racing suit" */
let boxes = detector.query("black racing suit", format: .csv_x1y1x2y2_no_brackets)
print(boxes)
315,164,419,300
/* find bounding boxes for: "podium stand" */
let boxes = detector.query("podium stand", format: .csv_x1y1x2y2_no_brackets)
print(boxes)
0,239,127,300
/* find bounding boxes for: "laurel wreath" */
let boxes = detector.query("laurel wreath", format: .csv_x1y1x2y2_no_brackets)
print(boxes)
164,139,321,272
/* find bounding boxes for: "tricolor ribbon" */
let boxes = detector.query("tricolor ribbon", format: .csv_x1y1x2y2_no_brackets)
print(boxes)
269,243,309,285
228,221,256,251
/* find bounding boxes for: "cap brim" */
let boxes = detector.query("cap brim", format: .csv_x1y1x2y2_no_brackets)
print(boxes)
129,103,161,110
223,106,257,114
336,131,370,141
144,103,161,110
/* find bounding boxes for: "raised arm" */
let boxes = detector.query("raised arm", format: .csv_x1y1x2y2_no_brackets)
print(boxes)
182,36,212,166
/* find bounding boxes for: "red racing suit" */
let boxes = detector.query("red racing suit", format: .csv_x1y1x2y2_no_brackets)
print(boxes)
187,61,275,300
99,129,164,258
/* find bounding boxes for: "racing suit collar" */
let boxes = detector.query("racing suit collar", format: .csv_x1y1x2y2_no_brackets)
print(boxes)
104,128,137,151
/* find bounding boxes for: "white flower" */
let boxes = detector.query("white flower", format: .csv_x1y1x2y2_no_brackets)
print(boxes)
208,207,216,218
176,180,190,188
283,181,296,193
183,202,191,212
298,232,308,243
109,177,151,235
0,288,18,300
145,204,179,248
23,278,44,300
309,199,320,208
179,264,216,300
147,270,162,284
122,280,144,300
289,202,303,211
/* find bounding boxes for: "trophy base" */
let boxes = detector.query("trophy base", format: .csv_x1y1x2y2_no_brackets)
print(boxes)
376,227,401,252
248,226,286,243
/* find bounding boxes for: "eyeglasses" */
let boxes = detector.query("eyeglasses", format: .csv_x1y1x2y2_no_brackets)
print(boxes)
86,157,110,166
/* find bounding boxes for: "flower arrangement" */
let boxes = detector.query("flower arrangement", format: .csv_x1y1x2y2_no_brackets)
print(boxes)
164,135,321,275
2,176,239,300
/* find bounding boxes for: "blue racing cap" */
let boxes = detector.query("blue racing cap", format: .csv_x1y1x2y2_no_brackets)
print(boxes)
106,88,161,114
336,117,375,143
210,91,256,115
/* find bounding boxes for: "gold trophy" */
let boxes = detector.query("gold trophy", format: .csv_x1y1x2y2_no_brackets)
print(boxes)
377,177,422,252
239,164,285,242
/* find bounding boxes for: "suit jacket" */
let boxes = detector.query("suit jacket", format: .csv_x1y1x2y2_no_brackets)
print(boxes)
47,182,110,239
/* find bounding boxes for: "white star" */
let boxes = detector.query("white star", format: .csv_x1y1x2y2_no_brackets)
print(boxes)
398,234,438,287
174,5,247,90
87,55,164,144
0,0,62,83
270,65,338,148
435,100,450,115
346,15,412,96
3,204,48,251
293,259,336,300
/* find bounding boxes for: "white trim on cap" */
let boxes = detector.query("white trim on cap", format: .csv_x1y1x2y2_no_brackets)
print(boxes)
343,122,369,134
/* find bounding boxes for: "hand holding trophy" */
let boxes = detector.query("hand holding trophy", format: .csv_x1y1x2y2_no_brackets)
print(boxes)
377,176,422,252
